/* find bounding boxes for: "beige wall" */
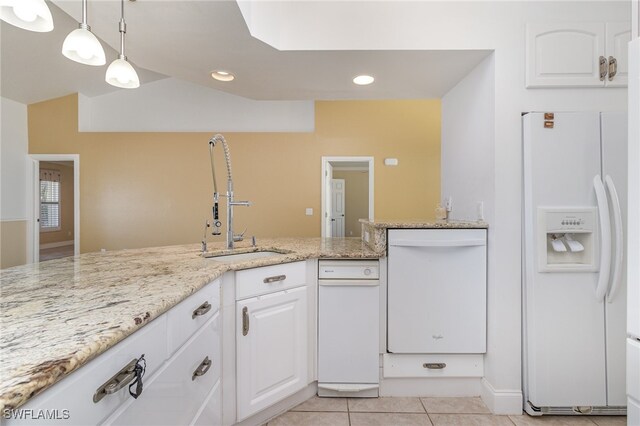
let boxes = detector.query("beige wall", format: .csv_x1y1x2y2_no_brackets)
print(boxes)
1,221,27,268
39,161,74,246
332,170,368,238
28,95,440,253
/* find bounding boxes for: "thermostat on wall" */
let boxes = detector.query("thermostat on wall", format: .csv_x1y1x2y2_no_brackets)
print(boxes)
384,158,398,166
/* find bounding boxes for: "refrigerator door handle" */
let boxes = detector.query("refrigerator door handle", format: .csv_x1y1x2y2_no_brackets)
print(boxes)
594,175,612,302
604,175,623,303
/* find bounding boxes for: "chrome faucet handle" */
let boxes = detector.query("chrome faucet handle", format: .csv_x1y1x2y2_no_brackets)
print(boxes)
233,228,248,242
251,236,257,247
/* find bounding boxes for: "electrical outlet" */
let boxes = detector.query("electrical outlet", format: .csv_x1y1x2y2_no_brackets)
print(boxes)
445,196,453,212
477,201,484,221
305,208,313,216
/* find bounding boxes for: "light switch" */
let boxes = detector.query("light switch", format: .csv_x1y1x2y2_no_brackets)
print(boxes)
305,208,313,216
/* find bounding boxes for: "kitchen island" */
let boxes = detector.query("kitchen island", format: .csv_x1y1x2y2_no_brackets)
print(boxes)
0,238,380,413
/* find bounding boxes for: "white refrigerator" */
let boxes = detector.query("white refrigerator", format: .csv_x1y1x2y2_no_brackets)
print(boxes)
627,38,640,426
522,111,627,416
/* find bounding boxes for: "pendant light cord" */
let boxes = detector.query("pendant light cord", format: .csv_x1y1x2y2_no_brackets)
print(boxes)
80,0,89,30
119,0,126,59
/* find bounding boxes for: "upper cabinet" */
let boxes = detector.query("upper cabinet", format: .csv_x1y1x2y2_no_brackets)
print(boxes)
526,22,631,88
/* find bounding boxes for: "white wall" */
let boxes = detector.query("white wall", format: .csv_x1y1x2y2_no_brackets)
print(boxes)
1,97,28,221
78,78,315,133
442,54,495,224
236,0,629,413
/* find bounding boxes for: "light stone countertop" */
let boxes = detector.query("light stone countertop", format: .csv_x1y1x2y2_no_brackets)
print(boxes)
359,219,488,252
0,238,381,412
359,219,489,229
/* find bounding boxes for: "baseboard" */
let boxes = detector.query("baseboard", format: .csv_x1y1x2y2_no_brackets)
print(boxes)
380,377,482,397
40,240,73,249
480,377,523,415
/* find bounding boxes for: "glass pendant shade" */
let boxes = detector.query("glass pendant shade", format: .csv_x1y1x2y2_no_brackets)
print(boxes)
62,27,106,66
0,0,54,32
106,58,140,89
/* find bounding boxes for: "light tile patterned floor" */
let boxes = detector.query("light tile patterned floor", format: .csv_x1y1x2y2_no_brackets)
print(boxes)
267,397,627,426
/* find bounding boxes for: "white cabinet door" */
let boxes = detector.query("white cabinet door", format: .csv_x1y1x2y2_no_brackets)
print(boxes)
605,22,632,87
236,286,308,421
526,22,605,87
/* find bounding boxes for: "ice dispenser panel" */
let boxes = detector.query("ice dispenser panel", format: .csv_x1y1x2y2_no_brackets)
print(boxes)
537,208,597,272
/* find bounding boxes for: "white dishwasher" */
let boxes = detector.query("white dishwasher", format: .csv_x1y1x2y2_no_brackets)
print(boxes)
387,229,487,354
318,260,380,398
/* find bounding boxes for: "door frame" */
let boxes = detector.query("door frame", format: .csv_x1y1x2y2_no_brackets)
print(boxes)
29,154,80,262
321,156,374,238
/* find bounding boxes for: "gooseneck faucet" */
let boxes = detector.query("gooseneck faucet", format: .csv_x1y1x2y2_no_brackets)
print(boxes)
207,134,252,250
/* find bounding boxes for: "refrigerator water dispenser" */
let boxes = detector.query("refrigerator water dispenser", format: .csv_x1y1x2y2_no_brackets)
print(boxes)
537,208,597,272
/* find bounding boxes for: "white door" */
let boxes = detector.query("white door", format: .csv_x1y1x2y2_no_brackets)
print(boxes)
236,287,308,421
605,22,631,87
523,112,607,407
387,229,487,354
601,112,628,406
526,22,605,87
324,162,333,237
331,179,345,237
318,281,379,384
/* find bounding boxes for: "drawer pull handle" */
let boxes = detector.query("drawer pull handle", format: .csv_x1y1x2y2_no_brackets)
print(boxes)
608,56,618,81
263,274,286,284
192,356,212,380
94,355,146,403
192,301,212,319
423,363,446,370
242,306,250,336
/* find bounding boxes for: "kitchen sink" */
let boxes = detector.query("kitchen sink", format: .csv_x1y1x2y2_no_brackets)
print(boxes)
205,250,287,263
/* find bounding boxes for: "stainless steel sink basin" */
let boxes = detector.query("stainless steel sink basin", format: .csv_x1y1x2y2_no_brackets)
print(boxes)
205,251,286,263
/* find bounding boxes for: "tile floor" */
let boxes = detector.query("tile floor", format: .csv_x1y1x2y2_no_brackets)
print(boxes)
267,397,627,426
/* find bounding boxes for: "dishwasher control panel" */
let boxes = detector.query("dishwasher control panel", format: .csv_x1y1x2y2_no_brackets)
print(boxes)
318,260,380,279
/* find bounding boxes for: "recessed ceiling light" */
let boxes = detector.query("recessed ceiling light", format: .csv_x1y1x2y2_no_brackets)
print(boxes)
211,70,235,82
353,75,374,85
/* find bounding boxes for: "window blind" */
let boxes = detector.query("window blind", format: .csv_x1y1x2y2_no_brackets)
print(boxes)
40,169,61,231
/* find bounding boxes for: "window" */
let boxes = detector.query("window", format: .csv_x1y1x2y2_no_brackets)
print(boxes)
40,169,61,231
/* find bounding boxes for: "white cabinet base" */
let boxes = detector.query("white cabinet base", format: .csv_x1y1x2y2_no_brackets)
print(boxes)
383,353,483,378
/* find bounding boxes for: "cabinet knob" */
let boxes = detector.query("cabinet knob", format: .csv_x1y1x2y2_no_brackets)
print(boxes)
192,356,212,380
192,301,212,319
423,363,447,370
263,275,286,284
242,306,250,336
608,56,618,81
599,56,608,81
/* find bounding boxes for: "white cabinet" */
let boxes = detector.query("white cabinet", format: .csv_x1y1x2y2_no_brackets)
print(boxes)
236,285,308,421
5,279,221,426
105,312,221,426
526,22,630,87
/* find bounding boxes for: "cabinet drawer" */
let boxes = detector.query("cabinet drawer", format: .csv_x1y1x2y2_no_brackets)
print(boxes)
167,279,220,356
6,317,168,426
382,353,483,378
236,261,306,300
105,312,221,426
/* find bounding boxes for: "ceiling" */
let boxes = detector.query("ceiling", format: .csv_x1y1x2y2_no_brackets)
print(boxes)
1,1,492,104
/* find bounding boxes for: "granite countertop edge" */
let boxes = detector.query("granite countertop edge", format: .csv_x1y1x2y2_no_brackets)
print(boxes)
359,219,489,229
0,237,381,411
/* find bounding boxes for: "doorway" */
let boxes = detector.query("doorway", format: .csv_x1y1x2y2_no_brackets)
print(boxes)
29,154,80,263
321,157,374,238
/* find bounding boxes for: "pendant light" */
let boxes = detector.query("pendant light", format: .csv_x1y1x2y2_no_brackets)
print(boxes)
0,0,54,32
61,0,105,66
105,0,139,89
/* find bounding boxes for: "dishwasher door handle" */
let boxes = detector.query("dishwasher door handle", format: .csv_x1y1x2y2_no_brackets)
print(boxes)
389,239,486,248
